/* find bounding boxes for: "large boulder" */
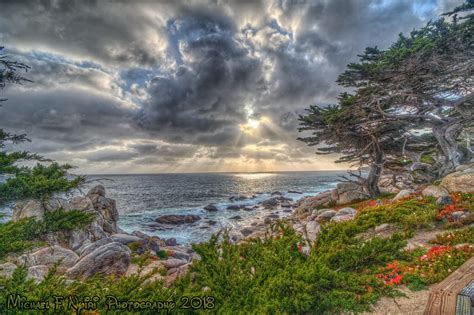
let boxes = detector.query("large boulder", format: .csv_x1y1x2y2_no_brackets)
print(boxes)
66,242,131,280
422,185,449,199
19,245,79,272
110,233,142,245
262,198,278,209
335,182,366,205
440,167,474,193
27,265,49,283
87,186,119,234
12,199,44,222
393,189,414,201
0,262,17,279
203,204,218,211
155,214,201,225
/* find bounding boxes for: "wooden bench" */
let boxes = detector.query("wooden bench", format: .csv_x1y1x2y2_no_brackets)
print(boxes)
424,257,474,315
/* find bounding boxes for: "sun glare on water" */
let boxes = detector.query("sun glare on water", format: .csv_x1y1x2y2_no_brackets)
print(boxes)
234,173,277,179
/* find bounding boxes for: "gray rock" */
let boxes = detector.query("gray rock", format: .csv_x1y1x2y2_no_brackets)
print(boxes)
305,221,320,242
422,185,449,199
173,251,191,262
155,215,201,225
89,195,119,233
204,204,218,211
206,220,217,226
20,246,79,271
69,196,95,213
79,238,113,258
27,265,49,283
66,242,131,280
111,233,142,245
132,231,150,239
230,215,242,220
337,207,357,216
436,196,453,205
163,258,187,269
281,202,292,208
271,191,282,196
316,210,337,222
330,214,354,223
452,211,469,222
165,238,177,246
226,205,240,210
87,185,106,197
375,223,390,233
243,206,254,211
288,190,302,194
12,199,44,222
241,228,254,237
44,198,72,212
393,189,414,201
0,262,17,279
262,198,278,209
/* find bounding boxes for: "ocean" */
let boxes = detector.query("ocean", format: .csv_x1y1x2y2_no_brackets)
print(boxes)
82,171,345,244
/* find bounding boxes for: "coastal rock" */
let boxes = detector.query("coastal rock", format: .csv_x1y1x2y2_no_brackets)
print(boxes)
230,215,242,220
335,182,365,205
204,204,218,211
452,211,469,222
0,262,17,279
288,190,302,194
44,198,72,212
375,223,390,233
305,221,320,242
316,209,337,222
66,242,131,280
422,185,449,199
165,238,177,246
241,228,254,237
155,214,201,225
337,207,357,216
226,205,240,210
79,238,113,258
69,196,95,212
87,186,119,234
271,191,282,196
27,265,49,283
393,189,414,201
163,258,187,269
281,202,292,208
262,198,278,209
330,214,354,223
440,167,474,193
111,233,142,245
132,231,150,239
12,199,44,222
87,184,106,197
436,196,453,205
20,245,79,271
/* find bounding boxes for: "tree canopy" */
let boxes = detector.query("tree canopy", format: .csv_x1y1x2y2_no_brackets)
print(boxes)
299,1,473,196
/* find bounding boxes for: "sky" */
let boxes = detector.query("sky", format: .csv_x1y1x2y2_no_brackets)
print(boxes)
0,0,461,174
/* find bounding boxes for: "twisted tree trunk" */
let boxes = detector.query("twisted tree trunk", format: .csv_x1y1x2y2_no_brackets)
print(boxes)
432,117,471,176
366,145,384,197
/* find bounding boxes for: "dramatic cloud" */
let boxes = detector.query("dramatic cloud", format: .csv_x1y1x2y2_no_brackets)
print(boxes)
0,0,460,173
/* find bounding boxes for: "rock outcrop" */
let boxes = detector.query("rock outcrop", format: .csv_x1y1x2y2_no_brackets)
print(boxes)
66,241,131,280
440,163,474,193
155,214,201,225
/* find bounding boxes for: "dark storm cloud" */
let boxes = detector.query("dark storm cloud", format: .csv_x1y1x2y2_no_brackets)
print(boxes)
0,0,460,170
134,8,263,145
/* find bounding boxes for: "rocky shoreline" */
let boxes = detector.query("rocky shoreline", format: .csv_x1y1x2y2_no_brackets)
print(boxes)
1,163,472,286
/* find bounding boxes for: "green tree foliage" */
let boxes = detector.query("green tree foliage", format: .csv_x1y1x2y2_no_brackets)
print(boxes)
0,47,84,204
299,2,473,195
0,208,94,260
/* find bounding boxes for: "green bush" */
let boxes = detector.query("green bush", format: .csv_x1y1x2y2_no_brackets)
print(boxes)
0,208,94,260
